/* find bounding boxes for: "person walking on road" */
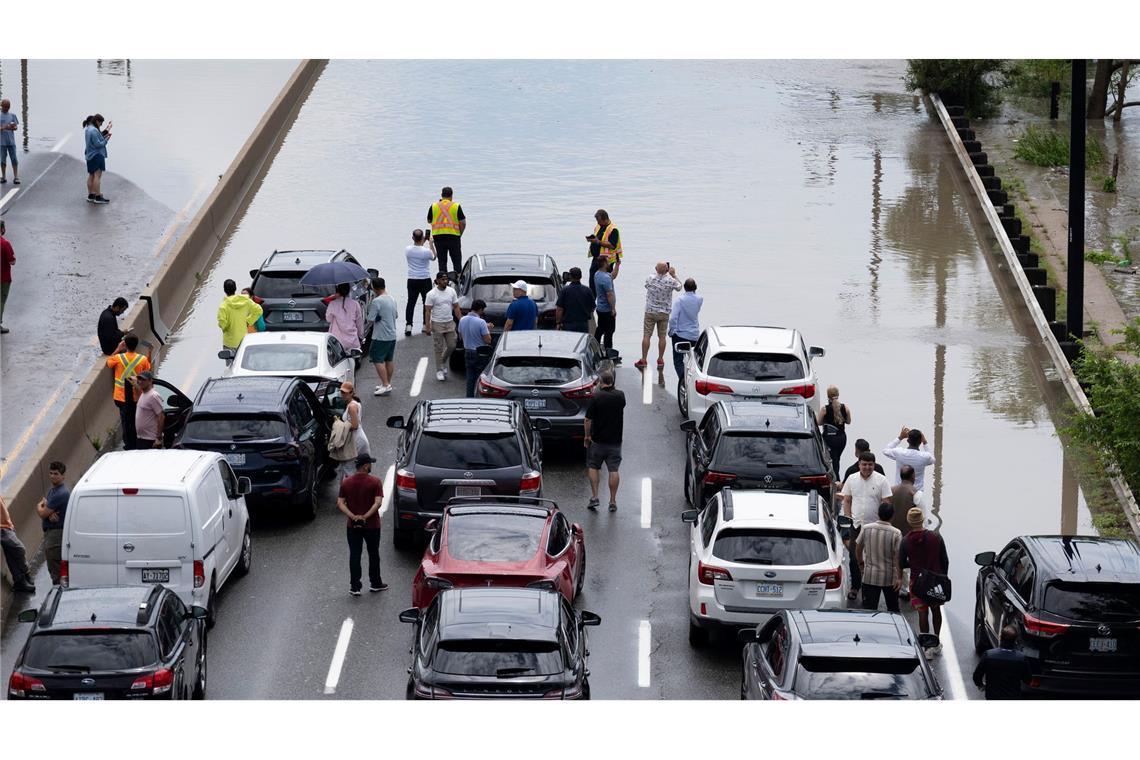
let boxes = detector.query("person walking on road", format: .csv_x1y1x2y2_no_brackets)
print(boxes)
636,262,681,369
900,507,948,658
840,438,884,484
337,454,389,596
35,461,70,586
882,426,935,490
0,219,14,334
667,277,702,379
427,187,465,275
555,267,595,334
1,495,36,593
841,451,892,600
424,271,461,382
459,299,493,398
133,371,165,449
326,282,364,354
593,255,617,352
584,369,625,512
98,297,130,355
855,501,902,613
587,209,621,294
890,465,918,535
503,280,538,333
83,114,112,203
366,277,398,396
816,385,851,478
0,99,19,185
973,625,1031,699
107,334,151,450
404,229,436,336
337,382,369,482
217,279,263,352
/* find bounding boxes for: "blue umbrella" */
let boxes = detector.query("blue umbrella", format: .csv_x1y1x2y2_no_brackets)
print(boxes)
299,260,370,286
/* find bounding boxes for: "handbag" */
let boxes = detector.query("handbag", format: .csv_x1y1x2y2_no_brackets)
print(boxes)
913,569,952,605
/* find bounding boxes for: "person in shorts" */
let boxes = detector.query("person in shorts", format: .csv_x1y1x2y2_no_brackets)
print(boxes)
635,262,681,369
366,277,398,396
900,507,949,659
83,114,112,203
0,99,19,185
584,369,625,512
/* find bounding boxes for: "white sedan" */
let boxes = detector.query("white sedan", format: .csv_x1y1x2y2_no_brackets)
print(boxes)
220,331,359,386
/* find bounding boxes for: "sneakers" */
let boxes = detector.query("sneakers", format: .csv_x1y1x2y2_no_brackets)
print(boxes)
377,385,393,396
12,178,18,185
404,324,412,336
633,359,648,369
656,358,665,367
349,588,362,597
369,583,389,592
87,193,96,203
587,497,599,511
374,385,384,396
0,325,8,334
609,503,617,512
93,195,110,204
436,369,446,382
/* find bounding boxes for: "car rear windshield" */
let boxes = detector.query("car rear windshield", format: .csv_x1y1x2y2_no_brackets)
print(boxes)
240,344,319,372
715,433,822,474
794,657,929,700
707,352,804,382
713,528,828,565
415,433,523,470
472,277,556,304
23,631,158,672
184,414,290,442
252,271,335,300
433,639,563,676
492,356,582,386
446,514,547,562
1042,582,1140,622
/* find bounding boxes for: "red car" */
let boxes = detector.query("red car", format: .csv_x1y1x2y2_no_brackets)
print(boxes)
411,497,586,609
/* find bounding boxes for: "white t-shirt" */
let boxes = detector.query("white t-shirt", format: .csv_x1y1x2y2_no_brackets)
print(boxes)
881,439,936,490
841,471,893,527
405,245,434,279
424,286,459,323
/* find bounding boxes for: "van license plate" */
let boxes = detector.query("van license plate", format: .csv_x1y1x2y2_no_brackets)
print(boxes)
455,486,481,498
524,398,547,410
756,583,783,597
282,311,304,322
74,692,104,700
1089,637,1117,653
225,453,245,466
141,568,170,583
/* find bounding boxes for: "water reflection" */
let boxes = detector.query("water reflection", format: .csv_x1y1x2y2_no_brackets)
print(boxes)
97,59,133,86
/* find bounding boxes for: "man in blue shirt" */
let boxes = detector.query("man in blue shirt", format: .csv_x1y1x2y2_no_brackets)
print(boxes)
458,299,493,397
503,280,538,333
667,277,703,379
593,256,616,351
0,99,19,185
35,461,70,585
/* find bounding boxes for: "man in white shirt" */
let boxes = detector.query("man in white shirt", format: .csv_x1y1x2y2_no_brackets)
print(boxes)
841,451,893,597
424,271,461,381
404,229,436,336
882,426,936,490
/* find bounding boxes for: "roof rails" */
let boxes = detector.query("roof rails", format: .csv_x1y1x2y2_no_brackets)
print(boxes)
136,586,164,625
721,488,734,523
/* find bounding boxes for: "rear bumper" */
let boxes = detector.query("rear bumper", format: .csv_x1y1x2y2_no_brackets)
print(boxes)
393,493,442,531
240,466,305,502
690,584,844,627
536,413,587,439
1026,667,1140,697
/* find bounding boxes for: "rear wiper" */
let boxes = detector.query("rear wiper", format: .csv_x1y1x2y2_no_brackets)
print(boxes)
860,691,906,700
751,374,786,380
733,557,773,564
47,664,91,673
230,435,262,441
495,667,534,677
290,292,320,298
531,378,564,385
462,462,499,469
765,462,795,467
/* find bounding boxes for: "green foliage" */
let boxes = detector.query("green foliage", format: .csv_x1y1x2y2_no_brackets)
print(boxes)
1007,59,1071,98
1102,175,1117,193
904,59,1006,118
1013,124,1106,167
1085,249,1117,265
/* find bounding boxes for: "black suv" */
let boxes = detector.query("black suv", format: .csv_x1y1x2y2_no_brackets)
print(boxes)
739,609,942,700
680,398,835,509
173,376,331,519
8,585,208,700
386,399,550,550
399,587,600,699
249,249,377,340
974,535,1140,697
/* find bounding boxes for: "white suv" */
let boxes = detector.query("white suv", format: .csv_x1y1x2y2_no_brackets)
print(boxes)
683,489,848,647
675,325,824,421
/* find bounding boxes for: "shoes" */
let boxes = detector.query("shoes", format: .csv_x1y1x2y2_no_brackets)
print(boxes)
374,385,383,396
0,177,6,183
349,588,362,597
369,583,389,592
405,324,412,336
436,370,446,382
929,643,942,656
609,503,617,512
656,359,665,367
11,178,18,185
0,325,8,334
633,359,647,369
86,194,96,203
587,498,599,511
378,385,393,396
93,195,109,204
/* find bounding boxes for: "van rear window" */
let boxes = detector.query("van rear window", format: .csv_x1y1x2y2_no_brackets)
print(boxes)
184,415,289,442
118,496,187,534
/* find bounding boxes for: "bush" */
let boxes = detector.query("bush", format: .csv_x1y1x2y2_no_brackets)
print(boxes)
904,59,1007,118
1013,124,1105,167
1006,59,1071,98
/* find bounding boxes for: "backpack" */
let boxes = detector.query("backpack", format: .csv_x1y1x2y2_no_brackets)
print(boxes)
913,568,952,605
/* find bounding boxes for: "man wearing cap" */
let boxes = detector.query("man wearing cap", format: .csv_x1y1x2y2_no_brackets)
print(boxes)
899,507,948,659
503,280,538,333
336,453,388,596
133,371,165,449
424,271,461,382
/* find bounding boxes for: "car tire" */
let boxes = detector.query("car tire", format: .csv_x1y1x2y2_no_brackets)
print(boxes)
582,679,591,700
973,594,990,655
192,634,207,700
688,619,708,648
205,580,217,629
394,526,414,551
684,459,693,506
405,678,416,700
678,378,689,418
235,527,252,577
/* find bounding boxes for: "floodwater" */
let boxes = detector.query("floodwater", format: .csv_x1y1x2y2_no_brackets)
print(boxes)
153,60,1094,679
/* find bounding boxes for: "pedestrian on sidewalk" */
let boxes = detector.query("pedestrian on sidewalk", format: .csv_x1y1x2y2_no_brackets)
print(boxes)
98,297,129,355
503,280,538,333
217,279,262,352
35,461,69,586
133,371,165,449
326,282,364,354
366,277,398,396
973,625,1031,700
336,453,389,596
459,299,493,398
816,385,851,478
337,382,369,482
882,426,935,490
636,262,681,369
0,219,14,334
584,368,625,512
424,271,460,382
900,507,949,658
0,99,20,185
841,451,892,600
555,267,595,334
83,114,111,204
107,334,151,450
855,501,902,613
427,187,465,275
593,255,617,352
667,278,702,379
840,438,884,485
587,209,621,294
404,229,435,336
1,495,36,593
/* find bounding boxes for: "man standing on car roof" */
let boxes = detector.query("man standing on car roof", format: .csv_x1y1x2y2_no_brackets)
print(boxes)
584,369,625,513
458,299,493,398
337,454,388,596
587,209,621,295
556,267,595,334
35,461,69,586
973,625,1031,699
503,280,538,333
427,186,465,276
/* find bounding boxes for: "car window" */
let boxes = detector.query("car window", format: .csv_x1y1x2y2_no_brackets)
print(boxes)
433,639,564,676
1011,553,1035,602
712,529,829,566
118,496,187,534
1042,582,1140,621
471,276,556,304
492,356,583,386
152,382,188,411
419,599,439,656
217,462,240,499
328,336,347,367
23,632,159,670
561,601,579,661
446,513,546,561
694,332,708,369
793,657,930,699
764,618,788,682
290,392,315,431
239,343,319,372
714,433,822,474
414,433,523,469
156,596,182,658
707,352,805,382
547,513,570,556
252,272,335,299
184,414,290,442
698,410,720,450
699,501,718,548
997,545,1021,580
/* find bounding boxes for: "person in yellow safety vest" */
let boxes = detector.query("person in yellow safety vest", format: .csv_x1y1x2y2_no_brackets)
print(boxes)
217,278,263,351
587,209,622,296
427,185,466,276
106,333,152,449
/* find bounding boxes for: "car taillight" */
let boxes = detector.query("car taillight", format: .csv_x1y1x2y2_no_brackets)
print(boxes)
478,377,509,398
413,682,454,699
562,380,597,399
1027,677,1041,689
800,474,832,487
808,568,843,590
779,383,816,399
544,683,583,699
264,444,301,461
131,668,174,695
695,379,734,396
60,560,69,588
424,576,453,590
520,472,542,494
9,671,46,698
703,471,737,488
1023,613,1069,637
193,560,205,589
697,561,732,585
122,488,139,495
396,469,416,492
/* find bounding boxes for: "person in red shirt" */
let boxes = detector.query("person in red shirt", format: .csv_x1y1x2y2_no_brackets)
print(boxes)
336,454,389,595
1,219,14,334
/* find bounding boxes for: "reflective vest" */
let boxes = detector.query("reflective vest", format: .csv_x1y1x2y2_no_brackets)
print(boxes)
590,222,622,263
111,352,148,403
431,199,462,236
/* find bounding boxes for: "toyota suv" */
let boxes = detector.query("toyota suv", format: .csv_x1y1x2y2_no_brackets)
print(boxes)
248,249,377,340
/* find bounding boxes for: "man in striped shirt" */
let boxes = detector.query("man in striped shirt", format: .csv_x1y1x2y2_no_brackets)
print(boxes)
855,502,902,612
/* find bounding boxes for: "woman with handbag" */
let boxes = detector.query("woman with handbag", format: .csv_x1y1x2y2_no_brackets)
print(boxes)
816,385,851,478
900,507,950,660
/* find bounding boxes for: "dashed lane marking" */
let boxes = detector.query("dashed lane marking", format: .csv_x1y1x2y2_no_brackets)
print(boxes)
640,477,652,529
0,188,17,212
323,617,354,695
638,620,651,688
642,367,652,405
380,465,395,517
409,357,428,397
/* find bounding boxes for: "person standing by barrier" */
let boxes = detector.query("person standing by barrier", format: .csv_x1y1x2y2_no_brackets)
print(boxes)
1,495,35,593
326,282,364,354
816,386,850,478
98,297,130,355
587,209,621,294
217,278,262,352
427,187,465,275
900,507,948,659
584,369,625,513
83,114,111,204
35,461,70,586
133,371,165,449
973,626,1030,699
635,262,681,369
459,299,493,398
0,219,14,334
667,277,702,380
337,454,388,596
366,277,398,396
855,501,902,613
0,99,19,185
424,271,460,382
593,255,617,352
404,229,435,336
555,267,594,334
107,333,151,450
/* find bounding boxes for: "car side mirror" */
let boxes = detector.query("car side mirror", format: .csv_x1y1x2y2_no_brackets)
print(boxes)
974,551,996,567
424,519,439,533
532,418,552,432
237,476,252,496
249,269,259,280
682,509,699,524
387,416,405,429
17,609,37,623
809,346,825,359
218,349,236,362
189,606,209,620
737,627,759,644
167,395,192,409
367,268,379,278
475,345,493,358
398,608,421,624
580,611,602,627
673,341,692,353
348,348,363,359
680,420,697,433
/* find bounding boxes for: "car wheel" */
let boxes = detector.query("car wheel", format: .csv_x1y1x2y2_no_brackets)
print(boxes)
582,679,591,700
405,678,416,700
684,459,693,506
298,465,319,521
393,526,414,551
678,378,689,418
235,527,252,577
973,594,990,655
192,634,207,700
205,580,217,629
688,619,707,648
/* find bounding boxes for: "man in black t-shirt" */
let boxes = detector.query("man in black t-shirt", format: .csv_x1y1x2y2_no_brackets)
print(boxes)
584,369,625,512
841,438,885,485
555,267,595,333
98,297,129,355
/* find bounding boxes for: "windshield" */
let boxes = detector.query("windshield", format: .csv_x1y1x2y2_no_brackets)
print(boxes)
415,433,522,470
433,639,563,676
240,344,320,372
1042,582,1140,622
708,352,804,382
23,631,158,672
446,513,547,562
715,433,822,474
252,271,335,300
492,356,582,386
471,277,556,304
794,657,930,700
184,414,290,442
713,529,828,565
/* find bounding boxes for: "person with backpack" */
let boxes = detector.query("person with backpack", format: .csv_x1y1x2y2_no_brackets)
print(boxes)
900,507,949,659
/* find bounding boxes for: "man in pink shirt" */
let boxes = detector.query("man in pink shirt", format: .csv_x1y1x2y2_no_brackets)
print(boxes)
326,282,364,352
133,371,165,449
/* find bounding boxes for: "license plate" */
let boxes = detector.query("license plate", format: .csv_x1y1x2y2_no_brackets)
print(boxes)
74,692,104,701
756,583,783,597
225,453,245,466
1089,637,1117,653
524,398,547,410
141,568,170,583
282,311,304,322
455,486,482,498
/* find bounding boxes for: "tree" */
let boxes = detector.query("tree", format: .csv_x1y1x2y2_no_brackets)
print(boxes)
1087,59,1139,119
904,60,1006,118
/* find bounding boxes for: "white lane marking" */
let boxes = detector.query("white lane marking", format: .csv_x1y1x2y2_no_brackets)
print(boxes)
380,465,395,517
409,357,428,397
324,618,355,695
0,188,18,212
640,477,652,529
642,367,653,405
939,618,968,700
638,620,651,688
50,133,71,153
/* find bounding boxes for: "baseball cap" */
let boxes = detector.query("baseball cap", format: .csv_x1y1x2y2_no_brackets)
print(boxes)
511,280,528,291
355,454,377,467
137,370,154,381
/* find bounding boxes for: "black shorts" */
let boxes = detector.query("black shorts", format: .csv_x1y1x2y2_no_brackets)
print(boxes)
586,441,622,470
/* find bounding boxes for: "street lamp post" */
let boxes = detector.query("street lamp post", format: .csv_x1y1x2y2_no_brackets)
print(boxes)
1067,59,1086,341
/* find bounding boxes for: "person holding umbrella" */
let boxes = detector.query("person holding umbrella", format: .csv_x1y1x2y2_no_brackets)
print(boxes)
299,260,371,352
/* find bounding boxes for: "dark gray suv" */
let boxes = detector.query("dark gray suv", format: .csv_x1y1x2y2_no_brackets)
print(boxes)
248,249,377,341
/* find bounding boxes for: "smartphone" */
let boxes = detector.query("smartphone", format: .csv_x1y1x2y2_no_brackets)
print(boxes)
586,235,595,241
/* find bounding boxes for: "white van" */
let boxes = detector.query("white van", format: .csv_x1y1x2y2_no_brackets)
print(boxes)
62,450,252,626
